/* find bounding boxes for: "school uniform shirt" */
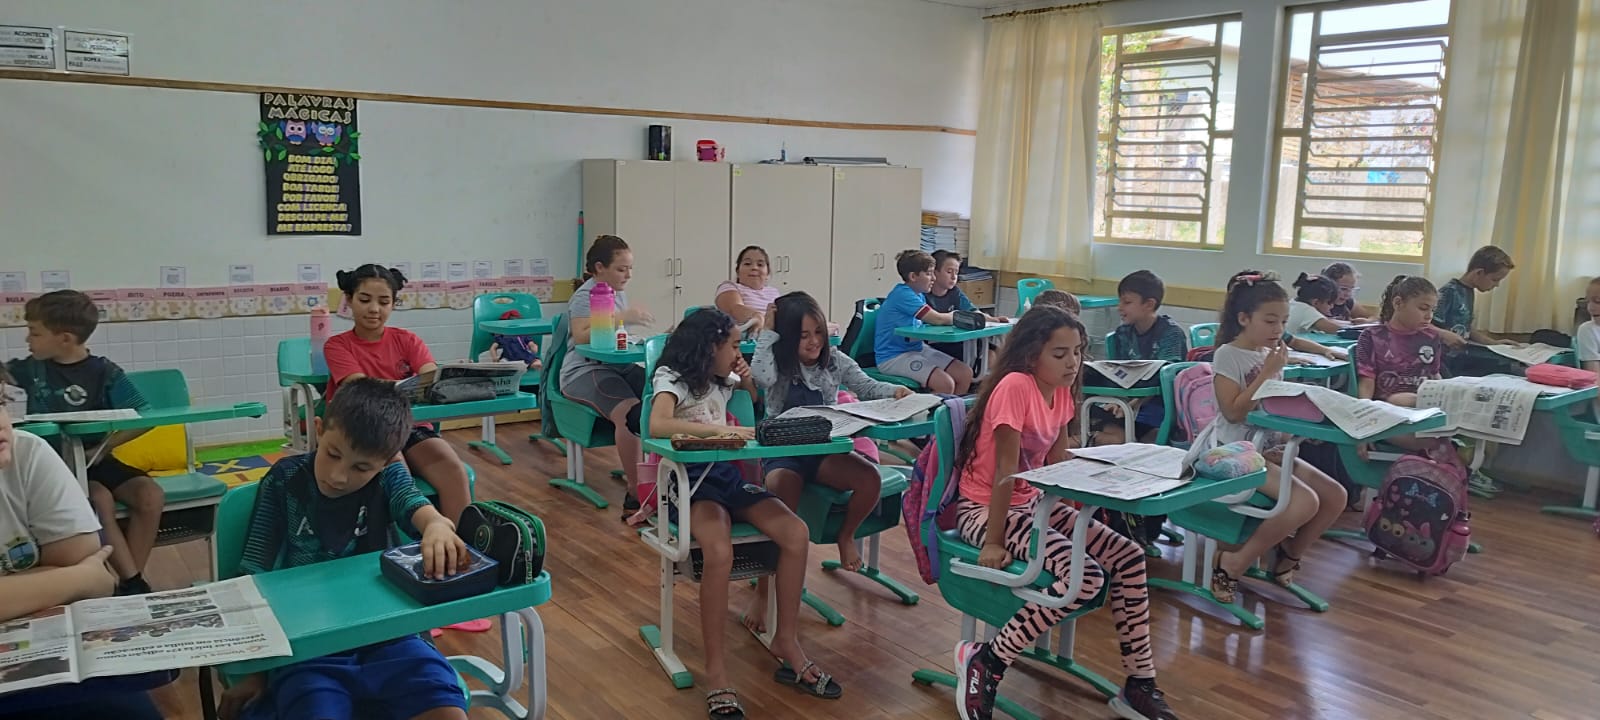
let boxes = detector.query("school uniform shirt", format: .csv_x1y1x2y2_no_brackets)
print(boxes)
1286,300,1327,334
7,355,150,447
238,453,429,575
322,327,433,400
650,366,737,427
1210,343,1281,446
1577,320,1600,364
1355,324,1443,401
957,372,1075,508
1109,316,1188,362
1432,278,1474,338
0,430,100,575
926,286,976,314
715,281,780,314
560,277,630,387
875,283,930,365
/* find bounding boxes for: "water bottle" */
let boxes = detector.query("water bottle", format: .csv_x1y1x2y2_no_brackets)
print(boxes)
590,282,618,350
309,306,331,374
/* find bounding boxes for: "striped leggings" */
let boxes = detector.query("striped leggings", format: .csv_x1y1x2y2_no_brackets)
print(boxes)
955,497,1155,678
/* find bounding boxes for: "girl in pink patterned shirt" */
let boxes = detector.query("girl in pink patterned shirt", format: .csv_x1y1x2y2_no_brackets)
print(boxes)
1355,275,1443,457
714,246,781,335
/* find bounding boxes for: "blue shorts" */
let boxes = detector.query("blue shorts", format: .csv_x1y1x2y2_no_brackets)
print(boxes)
243,635,464,720
667,462,776,522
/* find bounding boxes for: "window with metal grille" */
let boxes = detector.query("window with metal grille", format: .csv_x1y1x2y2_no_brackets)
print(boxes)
1095,18,1239,248
1268,0,1452,260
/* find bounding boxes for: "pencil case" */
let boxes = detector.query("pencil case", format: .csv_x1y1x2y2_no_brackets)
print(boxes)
755,416,831,446
379,542,499,605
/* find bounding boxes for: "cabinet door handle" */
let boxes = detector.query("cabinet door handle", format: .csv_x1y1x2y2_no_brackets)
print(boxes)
666,258,675,277
674,258,683,276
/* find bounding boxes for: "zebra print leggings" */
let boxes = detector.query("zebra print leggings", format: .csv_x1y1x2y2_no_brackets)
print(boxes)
955,497,1156,677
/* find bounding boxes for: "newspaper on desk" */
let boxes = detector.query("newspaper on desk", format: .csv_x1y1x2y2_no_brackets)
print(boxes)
1415,375,1552,444
1010,444,1192,501
1471,342,1569,366
394,360,527,402
1084,360,1165,389
0,576,289,696
21,409,140,423
1251,380,1443,440
773,394,943,438
1287,351,1346,367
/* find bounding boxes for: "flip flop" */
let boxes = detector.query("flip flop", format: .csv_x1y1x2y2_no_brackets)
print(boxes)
441,619,492,633
774,660,842,699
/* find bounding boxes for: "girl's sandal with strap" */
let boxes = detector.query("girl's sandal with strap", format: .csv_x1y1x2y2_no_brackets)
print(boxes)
1210,567,1239,604
707,688,745,719
1272,542,1302,586
773,660,843,699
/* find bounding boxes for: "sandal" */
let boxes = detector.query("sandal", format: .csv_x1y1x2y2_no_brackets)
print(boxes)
706,688,745,719
774,660,843,699
1272,542,1302,586
1210,566,1239,604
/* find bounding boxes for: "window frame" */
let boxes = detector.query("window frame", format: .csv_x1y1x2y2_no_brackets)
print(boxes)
1094,15,1239,251
1265,0,1455,263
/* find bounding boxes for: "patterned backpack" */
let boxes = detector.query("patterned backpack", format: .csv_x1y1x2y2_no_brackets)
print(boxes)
1172,363,1220,445
902,397,968,585
1363,450,1471,576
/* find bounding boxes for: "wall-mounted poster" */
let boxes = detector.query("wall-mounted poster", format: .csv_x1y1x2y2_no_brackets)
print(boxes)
259,93,361,236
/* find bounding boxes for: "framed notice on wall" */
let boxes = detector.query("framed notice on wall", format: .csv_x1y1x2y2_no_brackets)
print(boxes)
258,92,362,236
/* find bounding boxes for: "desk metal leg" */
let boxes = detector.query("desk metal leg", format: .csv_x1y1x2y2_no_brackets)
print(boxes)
1540,466,1600,520
452,607,548,720
469,414,516,465
66,436,89,495
548,440,609,509
639,553,694,689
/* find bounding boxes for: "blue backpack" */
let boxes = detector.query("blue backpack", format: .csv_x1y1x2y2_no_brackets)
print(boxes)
902,397,968,585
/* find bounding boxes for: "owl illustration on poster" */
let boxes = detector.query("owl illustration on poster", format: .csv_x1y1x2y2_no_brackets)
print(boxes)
259,92,362,236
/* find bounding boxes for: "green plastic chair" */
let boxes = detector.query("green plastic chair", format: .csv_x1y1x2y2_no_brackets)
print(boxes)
1145,362,1329,628
845,298,919,390
909,403,1118,720
117,370,230,575
1544,410,1600,520
467,293,558,463
1015,277,1054,314
1189,322,1219,350
275,338,324,453
540,313,620,509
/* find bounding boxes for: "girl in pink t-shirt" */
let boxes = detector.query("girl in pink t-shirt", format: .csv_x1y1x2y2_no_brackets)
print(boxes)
323,264,471,524
949,306,1175,720
714,246,781,334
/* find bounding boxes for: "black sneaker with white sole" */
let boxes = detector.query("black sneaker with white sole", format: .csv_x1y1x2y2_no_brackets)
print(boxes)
1114,676,1179,720
954,641,1003,720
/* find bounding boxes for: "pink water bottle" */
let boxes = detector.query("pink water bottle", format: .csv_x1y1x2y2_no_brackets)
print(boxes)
309,306,331,374
589,282,618,350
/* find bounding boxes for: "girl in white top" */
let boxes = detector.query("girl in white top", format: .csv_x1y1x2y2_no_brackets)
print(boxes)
1286,272,1349,334
1207,271,1347,603
714,246,782,335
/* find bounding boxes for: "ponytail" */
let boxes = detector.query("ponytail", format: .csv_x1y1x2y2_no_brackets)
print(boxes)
1378,275,1437,323
1292,272,1339,304
1217,270,1288,345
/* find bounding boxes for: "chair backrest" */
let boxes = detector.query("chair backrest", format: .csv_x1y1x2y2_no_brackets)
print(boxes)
1156,361,1201,446
847,298,885,365
537,313,571,439
641,333,754,440
214,481,260,580
126,369,191,411
682,305,701,319
1102,330,1119,361
276,338,313,388
1016,278,1055,314
469,293,545,361
1190,322,1219,349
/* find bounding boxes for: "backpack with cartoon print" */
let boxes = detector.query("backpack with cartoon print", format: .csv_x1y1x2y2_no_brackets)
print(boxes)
1363,451,1470,576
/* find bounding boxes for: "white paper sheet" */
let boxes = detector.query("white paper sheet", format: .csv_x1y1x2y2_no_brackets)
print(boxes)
1415,374,1546,443
24,409,139,422
1473,342,1568,366
1251,381,1442,440
775,405,872,437
1068,443,1190,479
1010,457,1189,501
1287,351,1346,367
827,394,943,423
1084,360,1165,389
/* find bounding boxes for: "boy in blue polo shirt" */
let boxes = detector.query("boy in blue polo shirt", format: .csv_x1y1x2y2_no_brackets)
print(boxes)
874,250,974,394
220,379,468,720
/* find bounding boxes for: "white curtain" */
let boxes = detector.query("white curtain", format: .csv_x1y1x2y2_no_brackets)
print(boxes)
969,9,1101,278
1431,0,1600,331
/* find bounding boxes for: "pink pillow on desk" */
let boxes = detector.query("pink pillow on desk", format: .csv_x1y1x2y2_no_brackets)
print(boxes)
1261,394,1325,422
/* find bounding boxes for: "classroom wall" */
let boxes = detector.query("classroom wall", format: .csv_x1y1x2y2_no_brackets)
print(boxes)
0,0,985,443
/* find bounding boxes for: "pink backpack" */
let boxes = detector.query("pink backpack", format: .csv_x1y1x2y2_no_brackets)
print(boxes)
902,397,967,585
1363,451,1471,576
1172,363,1219,444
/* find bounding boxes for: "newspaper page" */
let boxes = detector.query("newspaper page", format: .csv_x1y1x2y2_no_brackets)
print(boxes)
1252,380,1442,440
1011,457,1189,501
1473,342,1568,366
1415,375,1543,444
826,394,942,423
775,405,872,438
1068,443,1190,479
22,409,140,423
0,606,78,695
1287,351,1345,368
396,360,527,401
1084,361,1165,389
72,577,290,679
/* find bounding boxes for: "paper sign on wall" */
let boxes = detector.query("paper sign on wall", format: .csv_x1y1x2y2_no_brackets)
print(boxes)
530,258,550,277
62,29,129,76
0,272,24,293
419,262,442,281
0,26,57,69
297,264,321,282
473,261,493,280
446,262,468,282
229,264,255,285
160,266,186,288
40,271,70,291
392,262,411,279
504,259,524,277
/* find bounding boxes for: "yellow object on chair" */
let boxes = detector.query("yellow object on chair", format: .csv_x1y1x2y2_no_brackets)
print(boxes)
112,424,190,473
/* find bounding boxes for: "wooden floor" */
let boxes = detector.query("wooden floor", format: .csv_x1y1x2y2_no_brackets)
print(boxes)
144,426,1600,720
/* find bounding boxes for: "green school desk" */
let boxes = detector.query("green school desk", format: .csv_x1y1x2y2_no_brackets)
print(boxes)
894,322,1014,375
477,317,555,338
220,553,552,719
1293,330,1357,349
59,403,268,495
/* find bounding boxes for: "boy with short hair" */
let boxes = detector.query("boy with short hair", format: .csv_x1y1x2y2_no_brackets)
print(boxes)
927,251,1005,361
874,250,975,394
1092,270,1188,444
1433,245,1519,376
220,378,468,720
7,290,162,596
1031,289,1081,315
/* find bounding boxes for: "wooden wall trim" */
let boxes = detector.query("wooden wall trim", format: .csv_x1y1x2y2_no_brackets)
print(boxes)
0,69,978,136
